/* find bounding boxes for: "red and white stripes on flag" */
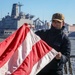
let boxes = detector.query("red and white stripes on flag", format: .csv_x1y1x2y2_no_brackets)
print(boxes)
0,23,58,75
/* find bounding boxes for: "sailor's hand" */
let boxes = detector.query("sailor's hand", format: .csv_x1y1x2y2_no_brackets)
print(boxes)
28,24,35,28
55,52,62,60
24,23,35,28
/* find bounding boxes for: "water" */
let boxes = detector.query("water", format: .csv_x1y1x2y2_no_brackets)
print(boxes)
70,38,75,75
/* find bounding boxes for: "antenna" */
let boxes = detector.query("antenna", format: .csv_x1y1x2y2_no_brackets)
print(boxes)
18,2,23,13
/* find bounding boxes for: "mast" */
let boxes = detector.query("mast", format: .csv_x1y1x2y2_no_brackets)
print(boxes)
18,2,23,14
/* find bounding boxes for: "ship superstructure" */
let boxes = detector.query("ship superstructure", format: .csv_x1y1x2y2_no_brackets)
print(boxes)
0,3,34,36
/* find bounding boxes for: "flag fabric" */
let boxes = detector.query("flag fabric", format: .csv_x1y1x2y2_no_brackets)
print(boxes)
0,23,58,75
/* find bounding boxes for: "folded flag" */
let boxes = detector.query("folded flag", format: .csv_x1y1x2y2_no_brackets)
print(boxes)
0,23,58,75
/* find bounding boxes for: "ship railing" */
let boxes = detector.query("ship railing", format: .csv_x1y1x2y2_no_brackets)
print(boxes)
63,55,75,75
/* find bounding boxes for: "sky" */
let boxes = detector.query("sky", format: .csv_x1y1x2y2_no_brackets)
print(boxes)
0,0,75,25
